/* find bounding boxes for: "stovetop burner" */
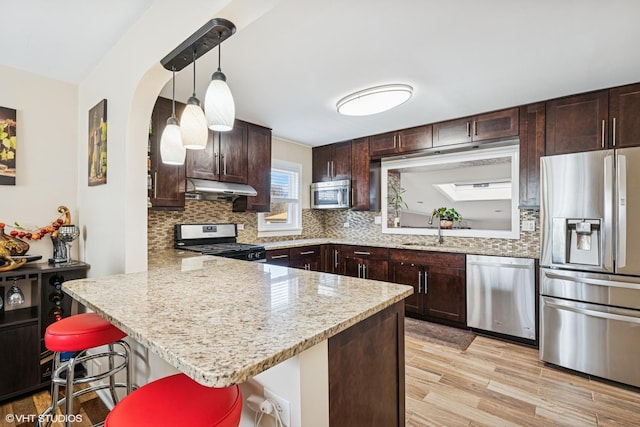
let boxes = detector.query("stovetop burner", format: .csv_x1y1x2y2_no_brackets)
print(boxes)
174,223,266,262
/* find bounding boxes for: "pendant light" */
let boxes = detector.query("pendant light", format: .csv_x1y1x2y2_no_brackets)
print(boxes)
204,32,235,132
160,67,186,165
180,49,208,149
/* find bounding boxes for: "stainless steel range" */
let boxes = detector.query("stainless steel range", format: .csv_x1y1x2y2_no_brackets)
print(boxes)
174,223,266,262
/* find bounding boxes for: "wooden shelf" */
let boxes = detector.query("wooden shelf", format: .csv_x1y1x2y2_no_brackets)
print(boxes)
0,306,38,328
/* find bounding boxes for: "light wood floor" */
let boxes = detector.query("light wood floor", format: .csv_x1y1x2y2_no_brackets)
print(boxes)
406,334,640,426
2,334,639,426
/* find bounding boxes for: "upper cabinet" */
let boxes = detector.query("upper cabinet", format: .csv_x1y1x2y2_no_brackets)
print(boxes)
351,137,371,211
369,125,433,158
148,97,186,209
187,120,248,184
519,103,545,209
312,141,351,182
433,107,519,148
545,83,640,155
233,123,272,212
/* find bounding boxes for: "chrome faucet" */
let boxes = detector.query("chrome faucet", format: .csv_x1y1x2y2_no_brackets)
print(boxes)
428,215,444,245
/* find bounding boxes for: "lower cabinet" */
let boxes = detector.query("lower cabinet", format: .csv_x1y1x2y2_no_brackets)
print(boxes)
266,246,322,271
265,248,290,266
0,322,39,398
339,245,389,281
389,249,466,326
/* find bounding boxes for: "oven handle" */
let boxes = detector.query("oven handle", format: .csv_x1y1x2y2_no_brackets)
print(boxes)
544,298,640,324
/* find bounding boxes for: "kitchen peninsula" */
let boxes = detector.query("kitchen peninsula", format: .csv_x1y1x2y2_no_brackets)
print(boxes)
62,250,412,426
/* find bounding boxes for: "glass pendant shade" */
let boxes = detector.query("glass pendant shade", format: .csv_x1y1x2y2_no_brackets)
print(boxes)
180,97,208,149
160,117,186,165
205,71,235,131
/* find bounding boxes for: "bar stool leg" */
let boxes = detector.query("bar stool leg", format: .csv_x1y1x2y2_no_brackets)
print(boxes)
64,353,77,427
108,343,119,405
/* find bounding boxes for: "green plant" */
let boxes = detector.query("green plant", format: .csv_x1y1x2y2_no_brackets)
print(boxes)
431,207,462,222
389,184,408,216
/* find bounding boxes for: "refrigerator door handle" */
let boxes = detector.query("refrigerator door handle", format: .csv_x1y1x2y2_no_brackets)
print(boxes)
544,298,640,324
604,153,615,271
544,270,640,291
617,154,627,269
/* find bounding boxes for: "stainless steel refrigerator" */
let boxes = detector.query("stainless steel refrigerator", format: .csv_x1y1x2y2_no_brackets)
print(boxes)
540,148,640,388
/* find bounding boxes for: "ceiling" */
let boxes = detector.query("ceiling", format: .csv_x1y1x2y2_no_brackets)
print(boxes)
4,1,640,147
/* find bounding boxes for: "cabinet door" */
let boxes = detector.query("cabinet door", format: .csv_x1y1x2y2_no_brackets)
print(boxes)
424,266,466,325
609,83,640,149
519,103,545,209
390,261,424,315
290,246,321,271
351,137,370,211
545,90,609,155
321,245,340,273
331,141,352,181
186,131,219,180
233,124,271,212
433,117,472,148
312,145,333,182
149,97,186,208
0,322,39,399
265,249,290,267
219,121,248,183
473,108,519,142
399,125,432,153
363,259,388,281
369,132,398,157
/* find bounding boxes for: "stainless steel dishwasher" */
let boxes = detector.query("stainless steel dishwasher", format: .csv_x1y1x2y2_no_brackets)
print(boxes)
466,255,536,340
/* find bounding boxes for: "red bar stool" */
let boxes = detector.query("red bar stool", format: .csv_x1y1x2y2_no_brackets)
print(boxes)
38,312,133,427
105,373,242,427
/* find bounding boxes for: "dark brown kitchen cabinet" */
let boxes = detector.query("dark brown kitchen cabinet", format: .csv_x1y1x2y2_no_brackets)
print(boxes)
321,244,340,273
0,323,39,399
290,245,321,271
186,119,248,184
312,141,352,182
233,123,272,212
265,249,290,267
148,97,186,209
339,245,389,281
389,250,466,327
369,125,433,158
351,137,371,211
519,103,545,209
545,90,609,155
432,107,519,148
609,83,640,149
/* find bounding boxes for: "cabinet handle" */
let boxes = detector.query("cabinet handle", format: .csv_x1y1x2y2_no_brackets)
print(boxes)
215,152,220,175
153,172,157,199
334,249,339,268
223,155,227,176
299,251,315,255
358,264,362,278
602,119,606,148
363,264,367,279
393,135,398,148
353,251,371,256
331,161,335,178
466,122,471,137
418,271,423,293
612,118,617,147
327,161,331,179
270,254,289,259
474,121,478,136
305,263,310,270
424,271,428,294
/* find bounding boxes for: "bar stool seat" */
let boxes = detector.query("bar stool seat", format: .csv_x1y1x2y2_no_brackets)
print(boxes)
45,312,126,351
38,313,132,427
105,373,242,427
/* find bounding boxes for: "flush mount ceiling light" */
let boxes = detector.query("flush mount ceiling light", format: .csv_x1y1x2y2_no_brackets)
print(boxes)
180,49,208,149
204,32,235,132
336,84,413,116
160,67,186,165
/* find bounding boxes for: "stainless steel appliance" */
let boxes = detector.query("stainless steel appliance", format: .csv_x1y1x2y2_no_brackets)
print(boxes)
466,255,536,340
311,180,350,209
174,223,266,262
540,148,640,388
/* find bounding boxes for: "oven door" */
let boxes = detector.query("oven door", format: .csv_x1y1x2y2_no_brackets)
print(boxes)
311,180,350,209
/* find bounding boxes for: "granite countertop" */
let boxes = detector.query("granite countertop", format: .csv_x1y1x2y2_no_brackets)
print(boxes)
62,250,412,388
261,239,539,259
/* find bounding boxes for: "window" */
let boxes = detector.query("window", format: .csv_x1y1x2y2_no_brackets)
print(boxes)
258,160,302,237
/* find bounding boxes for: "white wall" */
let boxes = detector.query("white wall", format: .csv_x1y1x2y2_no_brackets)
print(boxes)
0,64,79,259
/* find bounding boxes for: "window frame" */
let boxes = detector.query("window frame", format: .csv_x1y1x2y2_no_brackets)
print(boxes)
257,159,303,237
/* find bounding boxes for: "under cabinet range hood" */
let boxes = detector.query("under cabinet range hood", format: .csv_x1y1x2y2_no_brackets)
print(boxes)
185,178,257,201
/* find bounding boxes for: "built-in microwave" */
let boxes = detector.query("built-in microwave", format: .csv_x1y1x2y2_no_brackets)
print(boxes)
311,180,350,209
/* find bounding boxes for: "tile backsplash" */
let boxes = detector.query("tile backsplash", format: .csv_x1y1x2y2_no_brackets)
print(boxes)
148,201,540,258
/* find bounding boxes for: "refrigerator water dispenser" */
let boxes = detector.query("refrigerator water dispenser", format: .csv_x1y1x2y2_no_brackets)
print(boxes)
552,218,601,267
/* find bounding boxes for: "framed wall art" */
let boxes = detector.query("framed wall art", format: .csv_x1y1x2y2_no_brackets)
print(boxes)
0,106,17,186
88,99,107,186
